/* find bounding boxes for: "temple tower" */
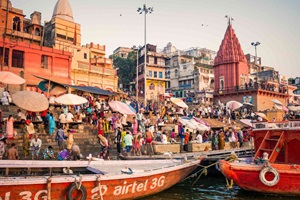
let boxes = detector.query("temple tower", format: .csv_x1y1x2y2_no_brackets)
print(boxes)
214,22,248,93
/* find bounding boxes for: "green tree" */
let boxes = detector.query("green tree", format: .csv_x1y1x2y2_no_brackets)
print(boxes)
112,51,137,90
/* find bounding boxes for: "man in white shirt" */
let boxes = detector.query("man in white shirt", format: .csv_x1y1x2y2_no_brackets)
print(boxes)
17,109,26,120
59,112,66,123
66,111,74,122
30,134,42,160
49,95,56,104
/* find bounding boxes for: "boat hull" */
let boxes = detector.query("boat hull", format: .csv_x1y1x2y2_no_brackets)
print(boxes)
219,160,300,195
0,160,199,200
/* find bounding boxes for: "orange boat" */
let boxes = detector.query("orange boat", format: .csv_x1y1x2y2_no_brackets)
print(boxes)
0,158,201,200
220,120,300,195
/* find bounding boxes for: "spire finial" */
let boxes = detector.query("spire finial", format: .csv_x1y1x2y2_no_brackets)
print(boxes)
225,15,234,25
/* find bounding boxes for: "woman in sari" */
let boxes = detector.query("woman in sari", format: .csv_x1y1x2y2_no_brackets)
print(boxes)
66,129,74,151
132,117,138,135
22,120,30,158
6,115,14,139
48,113,56,135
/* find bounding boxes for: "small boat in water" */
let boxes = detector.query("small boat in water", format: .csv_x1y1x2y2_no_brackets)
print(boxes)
220,120,300,195
0,158,201,200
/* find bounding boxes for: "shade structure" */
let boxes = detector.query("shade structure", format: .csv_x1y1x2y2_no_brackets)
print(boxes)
255,112,269,121
193,117,210,127
108,101,136,115
270,99,283,106
55,94,88,105
180,117,210,131
170,97,188,108
274,104,289,112
226,100,243,111
240,119,253,127
243,102,254,107
288,106,300,112
12,91,49,112
0,71,25,85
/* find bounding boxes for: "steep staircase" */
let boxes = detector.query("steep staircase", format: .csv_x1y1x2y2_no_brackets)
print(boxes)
254,130,285,162
1,105,117,160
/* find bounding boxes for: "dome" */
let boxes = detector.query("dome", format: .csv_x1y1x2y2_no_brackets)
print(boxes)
52,0,74,22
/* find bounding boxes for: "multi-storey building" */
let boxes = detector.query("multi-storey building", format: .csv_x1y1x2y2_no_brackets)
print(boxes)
138,44,168,102
0,0,71,92
163,43,215,101
0,0,117,92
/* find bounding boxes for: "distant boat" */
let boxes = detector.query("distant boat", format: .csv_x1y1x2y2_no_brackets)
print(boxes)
0,158,201,200
220,120,300,195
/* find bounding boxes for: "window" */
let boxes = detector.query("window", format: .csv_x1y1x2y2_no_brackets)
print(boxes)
0,47,9,66
149,83,155,90
57,33,66,39
41,55,49,69
12,17,21,31
84,53,87,59
159,72,163,78
67,37,74,42
154,71,157,78
154,57,157,64
12,50,24,68
148,70,152,77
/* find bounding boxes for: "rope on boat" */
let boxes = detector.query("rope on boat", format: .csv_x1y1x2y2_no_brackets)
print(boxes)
74,175,83,190
181,155,239,187
47,177,52,200
97,175,104,200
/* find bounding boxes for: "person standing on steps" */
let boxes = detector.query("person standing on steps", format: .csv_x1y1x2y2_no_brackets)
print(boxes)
30,134,42,160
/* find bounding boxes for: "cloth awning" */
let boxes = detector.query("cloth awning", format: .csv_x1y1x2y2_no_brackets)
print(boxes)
33,74,113,96
67,85,113,96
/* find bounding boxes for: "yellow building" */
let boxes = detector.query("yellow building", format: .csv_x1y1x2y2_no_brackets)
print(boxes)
44,0,117,91
139,44,168,102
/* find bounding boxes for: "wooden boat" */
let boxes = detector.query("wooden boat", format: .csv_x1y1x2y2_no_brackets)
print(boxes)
0,158,201,200
119,147,254,162
219,120,300,195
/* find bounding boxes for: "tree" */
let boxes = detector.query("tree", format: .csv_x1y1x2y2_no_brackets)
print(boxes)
112,51,137,90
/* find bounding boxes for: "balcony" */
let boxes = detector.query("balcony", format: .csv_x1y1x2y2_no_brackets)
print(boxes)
90,57,112,65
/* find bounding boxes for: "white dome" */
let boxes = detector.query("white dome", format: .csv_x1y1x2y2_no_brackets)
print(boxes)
52,0,74,22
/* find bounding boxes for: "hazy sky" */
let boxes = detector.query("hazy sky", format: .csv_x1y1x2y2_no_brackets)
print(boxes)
14,0,300,78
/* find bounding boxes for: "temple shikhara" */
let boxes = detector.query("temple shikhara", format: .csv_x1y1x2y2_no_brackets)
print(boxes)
213,20,292,111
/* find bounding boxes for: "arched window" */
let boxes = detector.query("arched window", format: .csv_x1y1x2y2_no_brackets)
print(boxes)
149,83,155,90
13,17,21,31
34,28,41,36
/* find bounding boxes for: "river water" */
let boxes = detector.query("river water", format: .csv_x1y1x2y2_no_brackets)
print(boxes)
142,176,298,200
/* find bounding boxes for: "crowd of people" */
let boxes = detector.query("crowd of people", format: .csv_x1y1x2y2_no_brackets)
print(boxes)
0,89,277,161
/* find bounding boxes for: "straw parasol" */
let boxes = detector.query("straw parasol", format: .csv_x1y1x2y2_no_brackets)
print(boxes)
55,94,88,105
12,91,49,112
0,71,25,85
170,97,188,108
226,100,243,111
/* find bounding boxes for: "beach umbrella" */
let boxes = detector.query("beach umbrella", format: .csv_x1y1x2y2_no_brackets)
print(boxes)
55,94,88,105
0,71,25,85
12,91,49,112
226,100,243,111
274,104,289,112
179,118,197,130
270,99,283,106
240,119,254,127
189,118,210,131
193,117,210,127
243,102,254,107
255,112,269,121
108,101,136,115
170,97,188,108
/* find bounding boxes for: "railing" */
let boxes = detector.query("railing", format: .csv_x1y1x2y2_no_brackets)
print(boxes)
215,83,288,95
252,120,300,130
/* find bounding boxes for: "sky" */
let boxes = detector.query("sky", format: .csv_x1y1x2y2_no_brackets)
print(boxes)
14,0,300,78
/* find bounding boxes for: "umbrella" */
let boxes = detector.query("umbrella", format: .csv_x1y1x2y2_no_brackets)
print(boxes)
255,112,269,121
243,102,254,107
226,100,243,111
288,106,300,111
12,91,49,112
0,71,25,85
240,119,254,127
170,97,188,108
270,99,283,106
193,117,210,127
108,101,136,115
55,94,88,105
274,104,289,112
179,118,197,130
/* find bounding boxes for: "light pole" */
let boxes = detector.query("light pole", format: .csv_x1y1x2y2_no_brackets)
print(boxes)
251,41,260,84
137,4,153,107
132,46,139,101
